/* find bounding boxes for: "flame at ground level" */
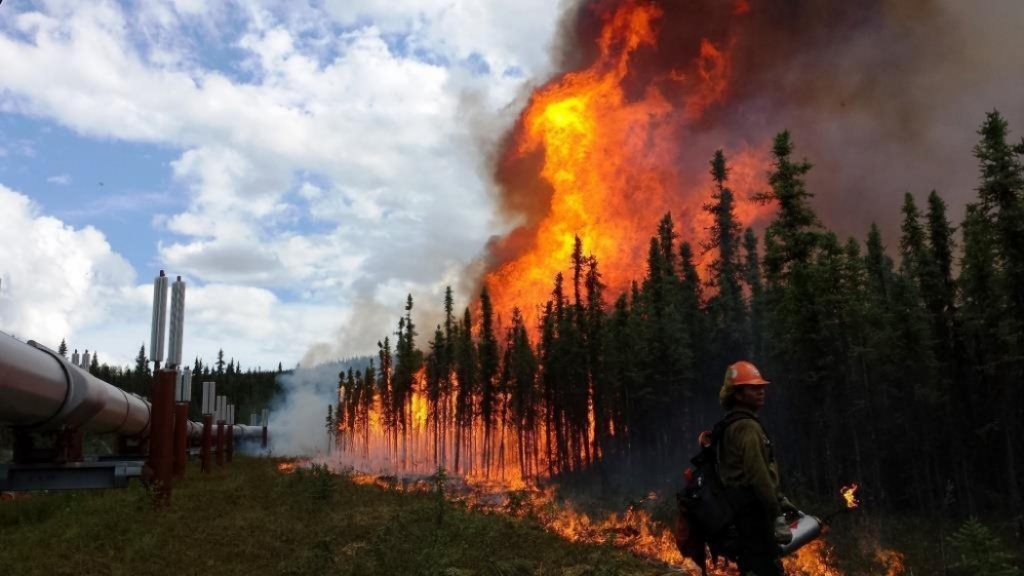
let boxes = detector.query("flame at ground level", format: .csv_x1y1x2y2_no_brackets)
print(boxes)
276,460,308,474
277,460,904,575
319,368,907,575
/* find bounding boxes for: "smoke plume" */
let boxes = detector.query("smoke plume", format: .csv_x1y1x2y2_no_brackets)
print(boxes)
268,358,371,456
486,0,1024,284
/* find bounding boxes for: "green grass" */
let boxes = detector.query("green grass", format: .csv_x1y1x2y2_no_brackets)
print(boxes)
0,458,669,576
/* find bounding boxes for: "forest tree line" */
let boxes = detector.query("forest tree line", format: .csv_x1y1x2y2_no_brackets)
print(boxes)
60,343,286,423
331,111,1023,519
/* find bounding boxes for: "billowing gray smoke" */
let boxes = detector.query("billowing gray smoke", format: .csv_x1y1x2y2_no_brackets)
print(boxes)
546,0,1024,242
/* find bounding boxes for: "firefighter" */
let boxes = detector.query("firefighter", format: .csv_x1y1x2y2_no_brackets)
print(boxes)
717,360,796,576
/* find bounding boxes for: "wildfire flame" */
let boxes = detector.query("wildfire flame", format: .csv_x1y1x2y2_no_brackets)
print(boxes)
486,0,772,326
325,375,906,575
276,460,307,474
841,484,860,509
312,1,910,573
875,549,906,576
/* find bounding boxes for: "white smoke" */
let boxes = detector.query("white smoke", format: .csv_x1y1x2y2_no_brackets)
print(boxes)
267,358,371,457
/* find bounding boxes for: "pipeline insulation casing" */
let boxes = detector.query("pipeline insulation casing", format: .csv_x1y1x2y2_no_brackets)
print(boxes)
2,332,269,443
186,422,264,441
0,333,150,436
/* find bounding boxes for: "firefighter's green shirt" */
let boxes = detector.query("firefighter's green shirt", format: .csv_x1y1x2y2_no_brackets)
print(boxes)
718,408,782,519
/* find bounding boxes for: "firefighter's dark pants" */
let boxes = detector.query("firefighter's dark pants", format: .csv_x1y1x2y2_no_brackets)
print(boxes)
733,507,784,576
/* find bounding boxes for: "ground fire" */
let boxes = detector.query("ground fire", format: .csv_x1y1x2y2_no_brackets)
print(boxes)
302,366,906,575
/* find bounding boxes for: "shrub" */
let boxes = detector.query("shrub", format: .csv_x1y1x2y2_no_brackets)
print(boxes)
947,517,1024,576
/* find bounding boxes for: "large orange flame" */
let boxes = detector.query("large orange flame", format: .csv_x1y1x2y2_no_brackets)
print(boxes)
486,0,771,325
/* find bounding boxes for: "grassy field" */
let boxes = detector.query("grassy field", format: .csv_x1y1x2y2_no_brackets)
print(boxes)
4,456,1021,576
0,458,670,576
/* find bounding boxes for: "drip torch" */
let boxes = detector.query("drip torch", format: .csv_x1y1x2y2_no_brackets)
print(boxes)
779,484,860,556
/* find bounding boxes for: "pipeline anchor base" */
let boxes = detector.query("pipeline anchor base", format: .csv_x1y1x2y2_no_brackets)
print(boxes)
0,460,143,491
11,429,85,465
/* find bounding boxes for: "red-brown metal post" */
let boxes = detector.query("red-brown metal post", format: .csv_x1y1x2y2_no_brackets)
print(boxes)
145,369,176,506
172,402,189,479
55,428,84,463
201,413,213,473
215,420,225,467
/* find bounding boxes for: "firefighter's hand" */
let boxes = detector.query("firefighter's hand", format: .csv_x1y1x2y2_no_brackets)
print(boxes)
779,496,799,514
774,516,794,545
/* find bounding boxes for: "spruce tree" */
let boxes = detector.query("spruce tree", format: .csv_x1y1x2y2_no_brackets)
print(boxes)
506,307,538,478
754,131,821,277
753,131,825,490
453,308,477,475
972,111,1024,512
703,150,748,365
478,285,500,468
135,344,150,377
742,228,764,362
677,241,702,443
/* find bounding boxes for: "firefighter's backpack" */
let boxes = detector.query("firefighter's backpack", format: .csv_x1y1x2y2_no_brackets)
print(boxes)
677,411,757,539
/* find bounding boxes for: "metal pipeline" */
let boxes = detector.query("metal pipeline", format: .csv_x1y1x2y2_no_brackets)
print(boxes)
0,332,150,436
185,422,264,441
1,332,268,443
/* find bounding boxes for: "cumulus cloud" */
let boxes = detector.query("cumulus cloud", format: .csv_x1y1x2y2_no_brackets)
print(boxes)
0,184,135,352
0,0,561,366
321,0,562,77
0,183,350,369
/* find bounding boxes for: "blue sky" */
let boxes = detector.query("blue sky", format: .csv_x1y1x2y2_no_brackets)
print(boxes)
0,0,560,369
0,117,181,266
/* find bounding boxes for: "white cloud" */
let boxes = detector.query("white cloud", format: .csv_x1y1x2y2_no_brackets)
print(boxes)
0,184,135,353
320,0,562,77
0,183,353,369
0,0,555,367
47,174,72,185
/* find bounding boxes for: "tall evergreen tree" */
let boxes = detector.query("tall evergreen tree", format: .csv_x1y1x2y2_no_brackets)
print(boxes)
505,307,538,478
478,285,500,470
678,241,704,427
742,228,765,362
134,344,150,377
703,150,748,365
754,131,821,278
753,131,825,490
971,110,1024,512
453,307,477,475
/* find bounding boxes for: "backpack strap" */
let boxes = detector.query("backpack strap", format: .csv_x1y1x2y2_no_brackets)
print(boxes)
712,411,770,511
711,411,760,453
711,411,763,476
